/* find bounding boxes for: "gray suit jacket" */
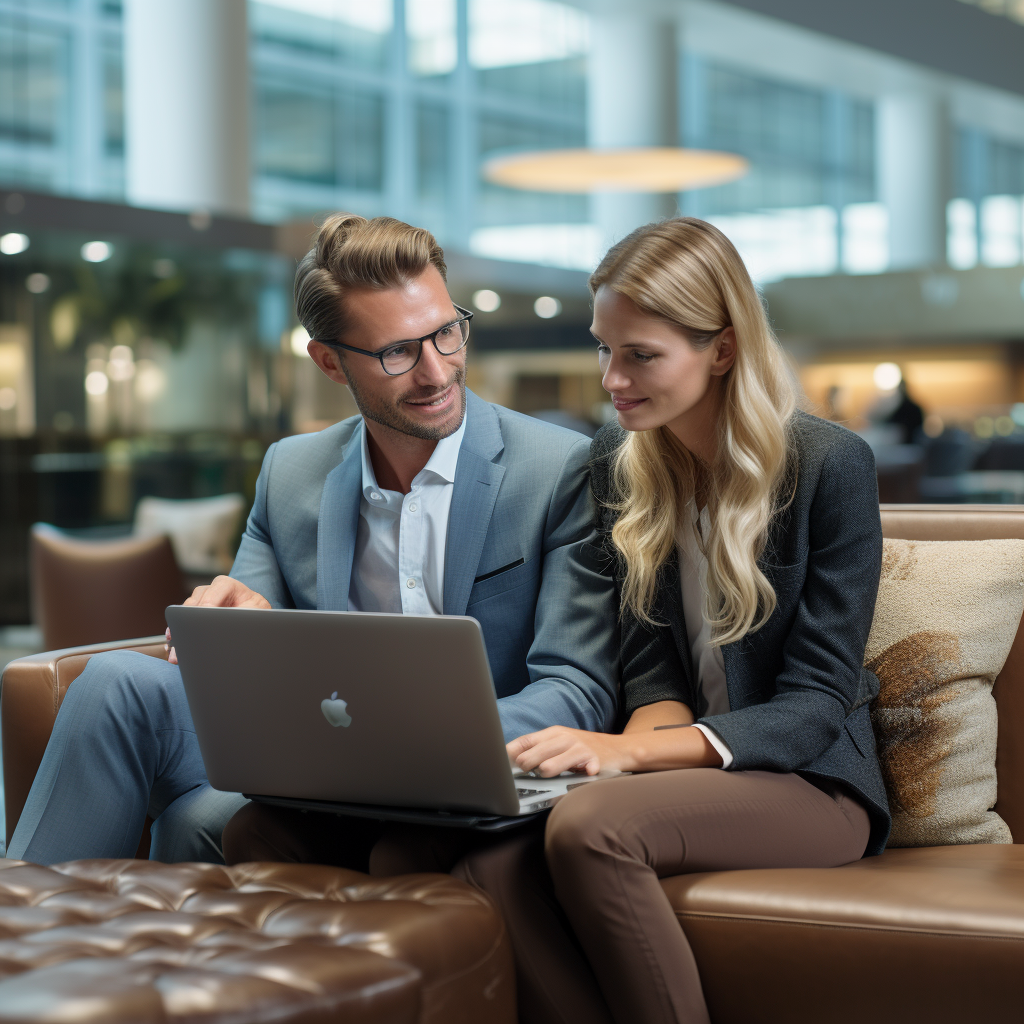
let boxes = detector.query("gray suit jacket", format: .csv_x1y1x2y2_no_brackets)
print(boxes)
230,390,620,741
591,410,891,855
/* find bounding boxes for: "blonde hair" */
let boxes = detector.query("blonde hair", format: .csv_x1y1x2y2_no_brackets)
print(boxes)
591,218,796,645
294,213,447,343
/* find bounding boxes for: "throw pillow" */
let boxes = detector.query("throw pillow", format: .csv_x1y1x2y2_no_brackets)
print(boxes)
864,537,1024,847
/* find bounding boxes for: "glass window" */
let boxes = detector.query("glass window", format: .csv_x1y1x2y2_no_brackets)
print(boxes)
469,0,588,115
255,80,384,191
256,81,337,185
0,18,70,188
407,0,456,79
250,0,393,70
103,35,123,157
416,100,451,206
337,88,384,191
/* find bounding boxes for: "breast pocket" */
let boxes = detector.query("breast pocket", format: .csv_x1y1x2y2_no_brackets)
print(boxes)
467,554,541,607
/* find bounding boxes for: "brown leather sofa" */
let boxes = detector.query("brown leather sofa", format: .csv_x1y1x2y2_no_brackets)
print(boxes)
4,505,1024,1023
0,859,515,1023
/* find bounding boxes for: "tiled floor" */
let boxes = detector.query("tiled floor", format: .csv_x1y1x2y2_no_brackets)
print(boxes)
0,626,44,856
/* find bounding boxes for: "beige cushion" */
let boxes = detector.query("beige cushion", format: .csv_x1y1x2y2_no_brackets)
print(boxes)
865,538,1024,847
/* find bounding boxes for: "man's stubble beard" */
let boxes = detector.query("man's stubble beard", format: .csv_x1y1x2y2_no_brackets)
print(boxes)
346,365,467,441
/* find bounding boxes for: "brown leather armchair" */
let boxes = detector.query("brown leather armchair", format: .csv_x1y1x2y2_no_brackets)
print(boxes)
4,506,1024,1023
30,523,188,651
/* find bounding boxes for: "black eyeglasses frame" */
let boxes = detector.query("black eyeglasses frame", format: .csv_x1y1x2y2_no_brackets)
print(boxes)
313,304,474,376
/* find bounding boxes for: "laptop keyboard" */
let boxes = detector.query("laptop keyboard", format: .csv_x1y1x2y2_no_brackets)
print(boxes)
515,787,548,797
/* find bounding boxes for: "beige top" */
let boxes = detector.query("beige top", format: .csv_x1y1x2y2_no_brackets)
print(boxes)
677,502,734,767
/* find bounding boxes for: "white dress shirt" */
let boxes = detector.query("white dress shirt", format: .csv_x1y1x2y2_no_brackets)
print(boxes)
677,502,735,768
348,416,466,615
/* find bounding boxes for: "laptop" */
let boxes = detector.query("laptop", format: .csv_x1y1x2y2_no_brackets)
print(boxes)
165,605,618,830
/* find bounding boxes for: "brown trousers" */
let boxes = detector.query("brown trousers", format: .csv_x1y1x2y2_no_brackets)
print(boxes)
223,770,870,1024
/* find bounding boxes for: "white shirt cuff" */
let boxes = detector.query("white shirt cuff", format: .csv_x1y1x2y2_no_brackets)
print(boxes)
693,723,734,769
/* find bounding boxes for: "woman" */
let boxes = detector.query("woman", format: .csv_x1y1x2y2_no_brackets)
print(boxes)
499,218,890,1024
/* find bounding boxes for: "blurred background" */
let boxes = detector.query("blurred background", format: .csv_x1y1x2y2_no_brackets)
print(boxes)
0,0,1023,649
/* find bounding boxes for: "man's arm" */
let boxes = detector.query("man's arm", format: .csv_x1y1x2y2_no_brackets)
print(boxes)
497,438,620,742
228,441,294,609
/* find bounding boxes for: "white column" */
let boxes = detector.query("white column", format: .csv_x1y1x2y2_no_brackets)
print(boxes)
588,17,679,253
123,0,250,217
876,93,951,270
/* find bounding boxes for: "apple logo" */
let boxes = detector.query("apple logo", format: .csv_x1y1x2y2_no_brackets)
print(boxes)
321,691,352,728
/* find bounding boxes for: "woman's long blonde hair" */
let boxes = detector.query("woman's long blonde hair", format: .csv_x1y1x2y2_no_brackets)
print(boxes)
592,218,796,645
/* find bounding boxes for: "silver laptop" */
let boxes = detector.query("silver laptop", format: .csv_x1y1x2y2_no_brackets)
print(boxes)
166,605,616,829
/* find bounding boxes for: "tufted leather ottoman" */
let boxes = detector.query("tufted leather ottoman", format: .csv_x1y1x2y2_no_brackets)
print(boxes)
0,858,514,1023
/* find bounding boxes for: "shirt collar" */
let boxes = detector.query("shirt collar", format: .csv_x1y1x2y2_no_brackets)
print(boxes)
358,411,467,497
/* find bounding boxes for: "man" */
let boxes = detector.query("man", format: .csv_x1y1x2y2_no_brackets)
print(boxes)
7,214,618,866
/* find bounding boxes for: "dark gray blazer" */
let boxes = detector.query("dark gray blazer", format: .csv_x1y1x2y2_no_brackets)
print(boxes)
590,410,891,856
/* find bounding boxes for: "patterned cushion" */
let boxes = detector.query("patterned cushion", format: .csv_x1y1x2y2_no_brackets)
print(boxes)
0,859,514,1024
865,538,1024,847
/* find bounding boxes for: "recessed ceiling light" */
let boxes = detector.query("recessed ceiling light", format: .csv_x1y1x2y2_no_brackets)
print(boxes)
873,362,902,391
81,240,113,262
0,232,29,255
472,289,501,312
534,296,562,319
290,325,311,357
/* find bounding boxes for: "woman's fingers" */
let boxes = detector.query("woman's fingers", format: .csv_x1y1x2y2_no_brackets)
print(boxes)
514,733,582,772
524,740,602,777
537,747,597,777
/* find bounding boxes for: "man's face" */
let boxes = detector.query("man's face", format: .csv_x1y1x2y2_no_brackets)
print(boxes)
307,266,467,441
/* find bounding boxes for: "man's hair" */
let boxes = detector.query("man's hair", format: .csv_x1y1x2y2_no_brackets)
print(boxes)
294,214,447,343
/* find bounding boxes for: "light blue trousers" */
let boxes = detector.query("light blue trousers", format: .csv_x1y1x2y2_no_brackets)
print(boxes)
6,650,248,865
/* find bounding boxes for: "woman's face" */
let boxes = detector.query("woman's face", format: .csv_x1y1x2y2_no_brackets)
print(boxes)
592,285,735,444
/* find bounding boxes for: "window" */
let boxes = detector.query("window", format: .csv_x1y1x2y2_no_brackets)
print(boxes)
469,0,588,116
250,0,392,70
407,0,456,78
0,18,70,188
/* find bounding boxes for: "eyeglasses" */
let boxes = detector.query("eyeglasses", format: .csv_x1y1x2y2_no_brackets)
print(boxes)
316,305,473,376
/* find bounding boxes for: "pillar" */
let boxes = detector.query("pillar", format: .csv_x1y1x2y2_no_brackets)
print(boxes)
123,0,250,217
876,93,952,270
588,17,680,253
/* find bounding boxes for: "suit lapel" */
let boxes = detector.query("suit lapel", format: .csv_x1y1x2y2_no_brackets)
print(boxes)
316,428,363,611
443,392,505,615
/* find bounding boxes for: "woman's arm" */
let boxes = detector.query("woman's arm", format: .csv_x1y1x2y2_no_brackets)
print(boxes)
623,700,694,732
507,700,723,776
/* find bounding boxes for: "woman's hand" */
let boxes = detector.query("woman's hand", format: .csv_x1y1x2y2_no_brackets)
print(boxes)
507,716,724,777
507,727,639,777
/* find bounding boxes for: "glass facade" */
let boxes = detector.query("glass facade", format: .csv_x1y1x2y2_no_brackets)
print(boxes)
682,56,882,282
949,127,1024,270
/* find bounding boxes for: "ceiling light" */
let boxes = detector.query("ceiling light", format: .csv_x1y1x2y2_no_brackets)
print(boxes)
85,370,109,396
0,232,29,255
873,363,902,391
534,296,562,319
290,325,311,357
483,147,749,194
472,289,501,312
81,240,113,263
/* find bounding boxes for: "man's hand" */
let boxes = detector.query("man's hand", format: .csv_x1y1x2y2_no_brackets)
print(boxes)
507,727,638,777
166,576,271,664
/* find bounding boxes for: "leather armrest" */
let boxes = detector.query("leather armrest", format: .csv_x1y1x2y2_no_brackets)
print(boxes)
2,636,168,847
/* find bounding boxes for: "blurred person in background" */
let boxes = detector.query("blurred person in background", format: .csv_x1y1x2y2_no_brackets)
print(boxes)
482,219,891,1024
883,379,925,444
6,214,618,869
